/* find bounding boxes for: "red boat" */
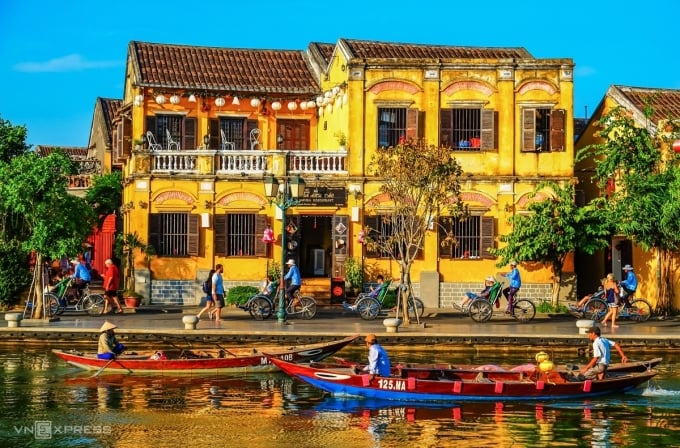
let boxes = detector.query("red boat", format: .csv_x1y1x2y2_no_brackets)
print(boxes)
52,334,359,375
269,357,657,402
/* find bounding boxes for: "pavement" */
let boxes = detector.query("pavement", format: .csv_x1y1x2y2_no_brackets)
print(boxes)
2,304,680,351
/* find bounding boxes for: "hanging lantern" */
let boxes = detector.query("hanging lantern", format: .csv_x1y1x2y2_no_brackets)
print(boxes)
306,100,315,110
326,103,333,114
318,107,324,116
271,101,282,111
358,230,365,244
134,94,144,107
287,101,297,111
316,96,323,106
215,97,226,107
250,97,260,108
232,96,240,106
188,94,197,103
673,139,680,154
299,101,308,111
155,94,166,104
169,94,181,105
262,225,274,244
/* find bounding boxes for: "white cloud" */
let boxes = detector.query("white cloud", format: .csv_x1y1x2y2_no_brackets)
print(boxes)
13,54,122,73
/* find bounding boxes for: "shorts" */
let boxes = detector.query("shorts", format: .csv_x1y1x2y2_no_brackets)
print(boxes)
105,290,118,298
215,294,225,308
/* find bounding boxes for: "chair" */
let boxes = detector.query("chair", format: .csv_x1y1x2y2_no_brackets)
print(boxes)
146,131,162,151
166,129,180,151
220,129,235,150
249,128,261,150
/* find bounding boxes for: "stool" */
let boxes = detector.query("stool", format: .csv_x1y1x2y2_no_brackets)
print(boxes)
382,318,402,333
182,315,199,330
5,312,23,328
576,319,595,334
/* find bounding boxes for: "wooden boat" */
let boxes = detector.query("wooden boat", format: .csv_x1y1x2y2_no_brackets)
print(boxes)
269,357,657,402
52,334,359,375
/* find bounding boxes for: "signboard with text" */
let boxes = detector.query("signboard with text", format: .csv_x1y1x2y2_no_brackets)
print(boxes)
298,187,346,207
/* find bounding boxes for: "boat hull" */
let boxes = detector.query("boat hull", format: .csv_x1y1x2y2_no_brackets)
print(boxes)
53,334,358,375
270,358,657,402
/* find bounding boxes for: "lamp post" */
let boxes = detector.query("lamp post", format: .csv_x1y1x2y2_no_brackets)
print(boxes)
263,166,305,324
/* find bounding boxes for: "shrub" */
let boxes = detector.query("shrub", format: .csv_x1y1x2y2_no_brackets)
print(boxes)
226,286,259,305
0,242,31,307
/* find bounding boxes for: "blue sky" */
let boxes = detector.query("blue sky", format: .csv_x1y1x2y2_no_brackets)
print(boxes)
1,0,678,147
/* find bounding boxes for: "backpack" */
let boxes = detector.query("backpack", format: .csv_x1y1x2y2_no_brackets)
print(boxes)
202,279,212,294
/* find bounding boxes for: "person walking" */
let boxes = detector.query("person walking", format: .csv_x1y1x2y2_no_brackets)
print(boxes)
356,333,391,379
210,264,225,321
600,273,620,328
578,326,628,380
502,261,521,314
196,269,216,319
102,259,122,314
97,321,125,360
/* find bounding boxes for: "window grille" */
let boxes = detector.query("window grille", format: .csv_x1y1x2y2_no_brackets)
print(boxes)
227,213,256,256
221,118,245,150
441,109,482,151
157,212,189,256
377,107,407,147
156,115,184,148
438,216,495,259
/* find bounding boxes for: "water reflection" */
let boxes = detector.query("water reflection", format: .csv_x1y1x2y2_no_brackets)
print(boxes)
0,345,679,447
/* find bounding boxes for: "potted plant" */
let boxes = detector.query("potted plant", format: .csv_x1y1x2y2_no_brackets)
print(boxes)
344,256,363,296
334,131,347,150
121,290,143,308
114,232,155,305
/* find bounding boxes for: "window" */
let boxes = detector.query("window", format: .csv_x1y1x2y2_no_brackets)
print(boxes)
146,115,197,150
214,214,268,257
364,215,422,259
209,118,258,150
278,120,310,150
377,108,424,147
440,108,497,151
521,108,565,152
438,215,495,259
149,213,199,257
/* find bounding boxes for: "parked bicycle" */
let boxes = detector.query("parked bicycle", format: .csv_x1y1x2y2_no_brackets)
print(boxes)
44,277,105,316
239,287,316,320
453,279,536,323
571,288,652,323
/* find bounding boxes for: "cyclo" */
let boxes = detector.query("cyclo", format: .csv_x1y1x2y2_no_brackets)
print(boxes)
238,285,317,320
343,280,425,321
572,287,652,323
453,277,536,323
44,277,105,316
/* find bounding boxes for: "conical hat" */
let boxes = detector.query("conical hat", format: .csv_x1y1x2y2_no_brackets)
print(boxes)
99,321,117,332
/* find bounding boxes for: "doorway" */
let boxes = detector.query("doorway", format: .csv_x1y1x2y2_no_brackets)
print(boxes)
298,215,333,277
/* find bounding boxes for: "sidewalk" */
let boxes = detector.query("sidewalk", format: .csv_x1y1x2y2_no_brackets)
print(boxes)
2,305,679,350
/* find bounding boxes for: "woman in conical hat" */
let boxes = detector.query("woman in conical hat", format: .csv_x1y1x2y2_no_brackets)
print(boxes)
97,321,124,360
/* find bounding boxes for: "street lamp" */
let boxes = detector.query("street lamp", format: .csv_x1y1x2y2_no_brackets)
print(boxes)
263,171,306,324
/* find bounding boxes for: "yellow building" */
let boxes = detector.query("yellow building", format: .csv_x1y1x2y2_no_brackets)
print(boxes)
575,85,680,309
116,39,574,306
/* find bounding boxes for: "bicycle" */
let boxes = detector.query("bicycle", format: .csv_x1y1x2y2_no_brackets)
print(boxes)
578,291,652,323
240,287,317,320
44,277,106,317
344,281,423,321
455,280,535,323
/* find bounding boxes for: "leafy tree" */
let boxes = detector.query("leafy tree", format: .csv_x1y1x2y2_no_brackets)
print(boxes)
577,105,680,316
492,181,612,306
114,232,154,295
0,115,30,162
0,151,97,315
364,140,467,324
85,171,122,224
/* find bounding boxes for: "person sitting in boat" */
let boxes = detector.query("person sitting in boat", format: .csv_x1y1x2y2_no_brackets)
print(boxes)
458,275,496,309
356,333,391,378
578,326,627,380
97,321,124,360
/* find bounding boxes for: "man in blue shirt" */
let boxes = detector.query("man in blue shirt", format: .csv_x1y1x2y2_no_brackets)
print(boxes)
620,264,638,303
283,259,301,307
359,333,391,378
70,257,91,300
502,260,521,314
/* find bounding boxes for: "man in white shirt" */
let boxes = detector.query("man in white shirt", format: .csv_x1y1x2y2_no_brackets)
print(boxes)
580,326,628,380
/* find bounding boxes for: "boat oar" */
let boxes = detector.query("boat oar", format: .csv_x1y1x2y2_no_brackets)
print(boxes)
92,357,116,378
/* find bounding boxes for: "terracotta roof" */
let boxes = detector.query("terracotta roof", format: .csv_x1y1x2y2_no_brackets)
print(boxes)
613,86,680,123
129,41,320,94
100,98,122,131
35,146,89,159
308,42,335,65
340,38,533,60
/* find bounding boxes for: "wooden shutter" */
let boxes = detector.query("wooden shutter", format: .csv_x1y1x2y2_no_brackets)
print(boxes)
146,116,156,136
148,214,160,256
521,109,536,152
183,117,196,151
550,109,565,152
480,216,495,258
254,215,267,257
114,122,123,162
364,216,380,258
209,119,220,149
417,111,425,140
480,110,497,151
246,120,258,150
188,214,199,256
437,218,452,259
440,110,452,147
214,214,227,256
406,109,419,140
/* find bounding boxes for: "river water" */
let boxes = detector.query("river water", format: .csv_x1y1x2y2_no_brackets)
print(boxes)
1,343,679,447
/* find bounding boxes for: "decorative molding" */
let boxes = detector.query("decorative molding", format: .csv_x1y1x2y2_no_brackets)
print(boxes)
443,80,495,97
218,191,268,207
154,190,196,204
517,191,551,207
368,80,421,95
517,80,558,96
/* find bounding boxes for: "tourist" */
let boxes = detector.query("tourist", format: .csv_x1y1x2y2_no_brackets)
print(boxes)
97,321,125,360
102,259,122,314
459,275,496,309
601,273,620,328
211,264,225,321
196,269,216,319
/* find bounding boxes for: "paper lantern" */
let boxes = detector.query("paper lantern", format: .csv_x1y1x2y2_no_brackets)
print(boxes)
287,101,297,111
215,97,226,107
271,101,282,111
155,95,166,104
250,98,260,108
169,94,181,105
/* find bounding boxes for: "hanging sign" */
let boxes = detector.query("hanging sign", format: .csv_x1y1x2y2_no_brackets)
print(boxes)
297,187,347,206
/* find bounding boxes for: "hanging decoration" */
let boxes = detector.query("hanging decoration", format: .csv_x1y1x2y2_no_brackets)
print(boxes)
169,94,181,105
286,222,298,234
262,225,274,244
358,230,365,244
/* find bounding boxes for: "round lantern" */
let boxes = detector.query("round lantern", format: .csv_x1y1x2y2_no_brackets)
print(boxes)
299,101,308,111
169,94,181,105
316,96,323,106
250,98,260,108
134,94,144,106
307,100,315,110
287,101,297,111
673,139,680,154
155,94,166,104
215,97,226,107
271,101,282,111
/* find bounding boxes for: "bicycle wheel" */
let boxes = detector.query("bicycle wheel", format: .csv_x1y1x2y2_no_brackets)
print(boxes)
356,297,381,320
583,298,607,322
298,296,317,319
469,299,493,323
512,299,536,323
629,299,652,322
83,294,105,315
44,293,62,317
407,297,424,320
248,296,273,320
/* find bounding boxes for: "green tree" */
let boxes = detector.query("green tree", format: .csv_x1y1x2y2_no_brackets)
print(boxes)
0,151,97,315
492,181,612,306
365,140,467,324
85,171,122,224
0,115,30,162
578,105,680,316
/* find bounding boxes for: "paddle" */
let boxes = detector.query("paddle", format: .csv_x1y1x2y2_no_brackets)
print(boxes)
92,357,116,378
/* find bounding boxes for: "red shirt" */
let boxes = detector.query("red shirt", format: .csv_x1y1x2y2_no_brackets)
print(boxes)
104,264,120,292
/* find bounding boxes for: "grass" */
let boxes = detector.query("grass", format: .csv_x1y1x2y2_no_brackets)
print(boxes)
536,301,569,314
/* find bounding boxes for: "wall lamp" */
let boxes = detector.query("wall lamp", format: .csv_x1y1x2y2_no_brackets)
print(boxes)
204,200,214,209
348,184,362,200
203,134,210,149
138,201,148,209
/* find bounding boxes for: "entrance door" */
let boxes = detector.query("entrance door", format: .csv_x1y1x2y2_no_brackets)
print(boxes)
298,215,332,277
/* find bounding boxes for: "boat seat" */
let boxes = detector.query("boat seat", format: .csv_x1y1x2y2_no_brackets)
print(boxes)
475,372,493,383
